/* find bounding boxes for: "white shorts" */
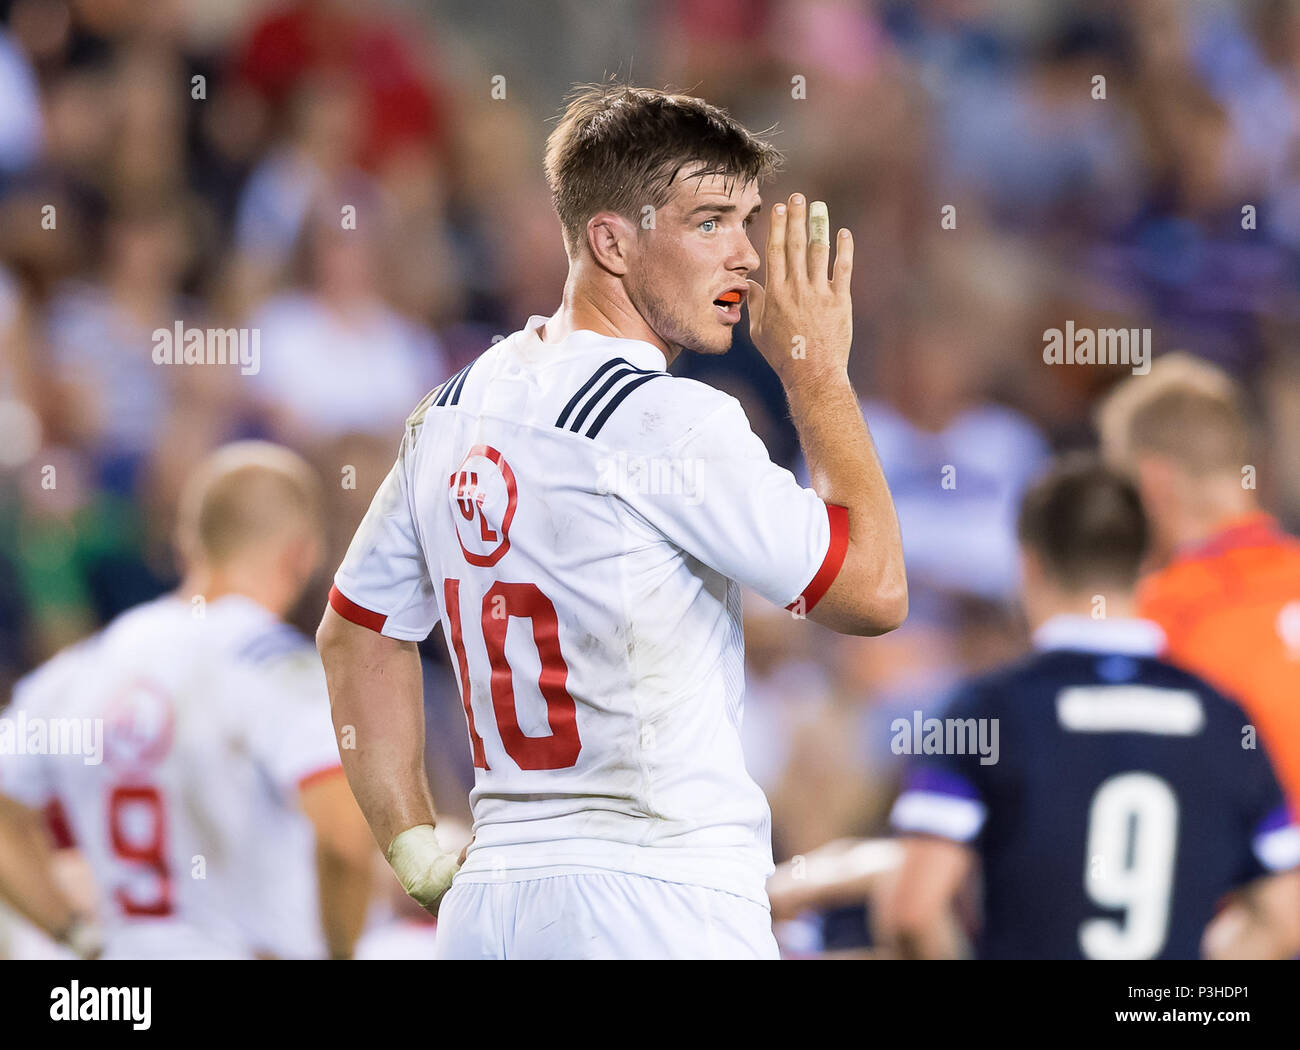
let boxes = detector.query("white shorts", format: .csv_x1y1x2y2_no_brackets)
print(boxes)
433,872,779,960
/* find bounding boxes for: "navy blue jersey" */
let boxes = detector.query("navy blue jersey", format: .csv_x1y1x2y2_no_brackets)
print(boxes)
891,642,1300,960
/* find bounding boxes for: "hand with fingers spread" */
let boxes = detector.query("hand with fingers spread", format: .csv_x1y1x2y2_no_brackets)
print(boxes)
742,191,907,639
747,193,854,386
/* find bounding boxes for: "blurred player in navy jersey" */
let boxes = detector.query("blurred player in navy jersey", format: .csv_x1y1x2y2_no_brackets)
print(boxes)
886,458,1300,960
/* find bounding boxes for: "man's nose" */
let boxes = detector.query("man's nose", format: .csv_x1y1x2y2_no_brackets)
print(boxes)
733,230,761,275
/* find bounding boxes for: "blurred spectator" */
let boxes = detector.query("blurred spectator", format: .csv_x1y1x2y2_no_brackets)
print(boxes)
864,313,1051,604
231,73,372,289
0,28,41,178
246,213,447,450
1,0,1300,939
768,611,962,858
739,592,831,800
44,197,194,492
231,0,446,173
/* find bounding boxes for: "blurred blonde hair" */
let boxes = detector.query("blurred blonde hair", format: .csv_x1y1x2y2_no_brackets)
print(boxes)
1096,352,1249,478
175,441,323,567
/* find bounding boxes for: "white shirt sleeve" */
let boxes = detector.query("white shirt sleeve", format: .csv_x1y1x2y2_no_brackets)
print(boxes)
330,431,441,640
246,651,346,796
612,389,849,612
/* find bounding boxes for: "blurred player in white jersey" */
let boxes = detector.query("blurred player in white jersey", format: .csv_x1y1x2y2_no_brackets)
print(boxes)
317,83,908,959
0,443,375,958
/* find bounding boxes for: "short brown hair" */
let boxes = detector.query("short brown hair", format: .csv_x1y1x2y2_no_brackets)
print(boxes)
1096,352,1249,476
1017,456,1149,590
544,81,783,257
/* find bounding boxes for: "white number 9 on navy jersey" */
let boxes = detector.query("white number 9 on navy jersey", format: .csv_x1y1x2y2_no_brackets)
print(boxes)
1079,772,1178,960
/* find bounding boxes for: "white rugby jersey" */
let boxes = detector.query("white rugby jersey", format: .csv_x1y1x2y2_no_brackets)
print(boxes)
0,595,343,958
330,315,849,906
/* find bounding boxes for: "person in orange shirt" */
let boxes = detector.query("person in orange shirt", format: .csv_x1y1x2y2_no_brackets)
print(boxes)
1099,353,1300,812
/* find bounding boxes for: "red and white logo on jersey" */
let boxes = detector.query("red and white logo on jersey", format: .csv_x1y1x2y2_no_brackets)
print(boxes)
449,445,517,567
103,678,174,769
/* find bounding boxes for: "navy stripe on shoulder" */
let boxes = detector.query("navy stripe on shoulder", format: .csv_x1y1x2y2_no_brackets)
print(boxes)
447,358,475,405
435,361,474,407
556,357,667,437
570,365,642,433
556,358,630,429
407,354,480,430
585,372,667,438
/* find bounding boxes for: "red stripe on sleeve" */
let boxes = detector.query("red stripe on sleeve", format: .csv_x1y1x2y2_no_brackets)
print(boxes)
297,764,345,792
328,584,388,633
787,503,850,615
44,799,76,849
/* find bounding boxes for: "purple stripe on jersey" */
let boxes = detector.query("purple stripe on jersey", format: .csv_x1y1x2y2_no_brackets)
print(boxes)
903,766,981,802
1255,802,1296,838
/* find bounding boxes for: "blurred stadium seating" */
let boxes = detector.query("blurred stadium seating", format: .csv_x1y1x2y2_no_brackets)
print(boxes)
2,0,1299,956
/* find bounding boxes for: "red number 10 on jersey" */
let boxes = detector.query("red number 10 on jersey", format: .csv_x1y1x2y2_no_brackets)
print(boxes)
442,579,582,771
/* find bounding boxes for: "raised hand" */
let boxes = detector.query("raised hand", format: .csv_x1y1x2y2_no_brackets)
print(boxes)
746,193,854,387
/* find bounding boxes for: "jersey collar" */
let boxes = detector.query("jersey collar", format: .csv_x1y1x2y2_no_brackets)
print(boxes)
174,590,279,628
1032,613,1167,657
1176,511,1281,562
522,314,669,372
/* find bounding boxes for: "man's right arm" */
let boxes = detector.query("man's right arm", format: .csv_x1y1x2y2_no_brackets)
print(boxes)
318,427,464,912
786,371,907,635
0,794,98,956
315,607,441,863
317,607,462,913
747,193,906,636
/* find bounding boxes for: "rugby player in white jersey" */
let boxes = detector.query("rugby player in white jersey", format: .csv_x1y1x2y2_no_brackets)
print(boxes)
317,83,908,959
0,443,375,958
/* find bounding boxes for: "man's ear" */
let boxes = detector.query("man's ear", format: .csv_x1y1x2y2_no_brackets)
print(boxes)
1018,546,1038,583
1018,545,1052,625
283,528,324,590
585,211,634,277
1133,454,1177,510
1018,547,1046,594
173,513,199,575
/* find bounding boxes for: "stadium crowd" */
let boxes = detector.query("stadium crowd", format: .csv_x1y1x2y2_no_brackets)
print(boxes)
2,0,1300,956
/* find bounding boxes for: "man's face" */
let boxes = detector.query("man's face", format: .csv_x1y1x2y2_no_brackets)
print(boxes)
624,166,762,356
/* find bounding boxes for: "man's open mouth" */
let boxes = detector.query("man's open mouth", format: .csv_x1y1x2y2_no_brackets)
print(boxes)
713,288,744,322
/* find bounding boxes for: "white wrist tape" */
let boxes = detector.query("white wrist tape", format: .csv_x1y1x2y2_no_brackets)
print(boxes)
386,824,461,908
